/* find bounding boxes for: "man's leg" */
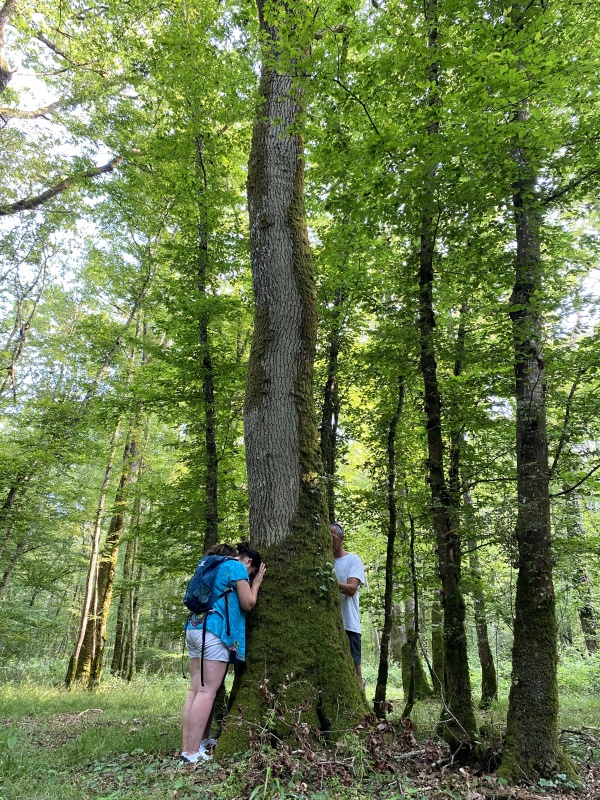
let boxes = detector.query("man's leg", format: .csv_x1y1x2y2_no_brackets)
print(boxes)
345,631,365,691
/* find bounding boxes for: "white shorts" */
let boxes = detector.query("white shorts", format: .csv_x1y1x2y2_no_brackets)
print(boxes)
186,629,229,661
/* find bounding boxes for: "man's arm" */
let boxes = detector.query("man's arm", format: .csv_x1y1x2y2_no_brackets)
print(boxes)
338,576,361,597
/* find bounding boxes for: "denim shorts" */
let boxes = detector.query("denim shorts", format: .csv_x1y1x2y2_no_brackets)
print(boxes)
345,630,362,665
186,629,229,661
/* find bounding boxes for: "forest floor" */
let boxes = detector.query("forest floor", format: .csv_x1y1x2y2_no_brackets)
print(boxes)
0,668,598,800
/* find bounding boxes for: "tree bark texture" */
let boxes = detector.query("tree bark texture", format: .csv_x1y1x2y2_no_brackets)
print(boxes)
501,112,575,781
374,377,404,718
220,0,366,754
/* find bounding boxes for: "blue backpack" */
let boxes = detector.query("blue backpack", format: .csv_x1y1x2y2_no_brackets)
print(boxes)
183,554,235,685
183,554,235,615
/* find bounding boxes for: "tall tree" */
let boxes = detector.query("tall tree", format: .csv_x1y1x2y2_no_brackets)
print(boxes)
219,0,366,754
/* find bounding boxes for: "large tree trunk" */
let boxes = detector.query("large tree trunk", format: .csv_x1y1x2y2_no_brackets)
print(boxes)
500,105,575,781
218,0,366,755
374,377,404,717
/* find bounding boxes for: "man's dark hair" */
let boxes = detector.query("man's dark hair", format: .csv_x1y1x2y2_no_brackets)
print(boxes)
331,522,344,537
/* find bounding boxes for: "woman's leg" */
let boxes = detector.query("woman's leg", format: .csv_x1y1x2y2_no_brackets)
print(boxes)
182,657,200,754
187,659,228,755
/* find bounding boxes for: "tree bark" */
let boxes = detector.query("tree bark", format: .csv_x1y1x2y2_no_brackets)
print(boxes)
219,0,366,754
500,100,575,782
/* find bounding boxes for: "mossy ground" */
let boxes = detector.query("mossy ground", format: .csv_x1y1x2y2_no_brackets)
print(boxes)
1,658,599,800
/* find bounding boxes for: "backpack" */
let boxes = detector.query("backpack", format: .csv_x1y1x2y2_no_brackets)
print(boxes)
183,554,235,615
183,554,236,686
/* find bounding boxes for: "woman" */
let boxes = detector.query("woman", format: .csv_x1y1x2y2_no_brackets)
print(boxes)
180,542,266,763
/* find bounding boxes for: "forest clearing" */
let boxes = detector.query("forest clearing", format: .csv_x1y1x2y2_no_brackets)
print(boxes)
1,0,600,797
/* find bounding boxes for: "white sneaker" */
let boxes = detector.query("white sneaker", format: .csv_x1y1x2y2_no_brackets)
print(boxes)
188,745,212,763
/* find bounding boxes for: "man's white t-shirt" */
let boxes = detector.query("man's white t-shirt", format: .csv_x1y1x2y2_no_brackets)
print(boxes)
334,552,365,634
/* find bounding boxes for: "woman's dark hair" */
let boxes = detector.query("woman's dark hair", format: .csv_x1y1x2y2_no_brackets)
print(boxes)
236,541,262,572
207,543,236,557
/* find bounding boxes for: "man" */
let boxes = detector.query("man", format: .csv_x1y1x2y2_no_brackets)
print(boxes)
331,521,366,690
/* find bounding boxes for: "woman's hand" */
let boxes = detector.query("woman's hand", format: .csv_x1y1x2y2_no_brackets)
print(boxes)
236,563,266,611
254,562,266,587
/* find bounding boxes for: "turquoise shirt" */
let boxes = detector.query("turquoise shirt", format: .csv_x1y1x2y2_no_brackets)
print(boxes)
186,558,250,660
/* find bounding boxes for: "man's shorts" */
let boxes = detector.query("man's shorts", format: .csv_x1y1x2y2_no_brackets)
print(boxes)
186,629,229,661
345,630,362,666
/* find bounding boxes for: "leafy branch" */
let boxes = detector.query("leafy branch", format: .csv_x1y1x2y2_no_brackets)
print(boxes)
0,157,123,216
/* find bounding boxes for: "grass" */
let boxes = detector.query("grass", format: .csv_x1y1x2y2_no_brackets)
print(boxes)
1,657,599,800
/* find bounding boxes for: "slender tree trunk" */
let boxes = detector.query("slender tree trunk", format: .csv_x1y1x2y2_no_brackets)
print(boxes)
319,288,344,521
0,535,26,597
219,0,366,754
402,513,429,718
400,594,432,705
466,522,497,708
563,489,598,654
87,420,142,687
500,99,575,781
195,138,219,551
66,420,121,687
449,304,497,708
126,555,142,682
110,536,134,676
416,0,477,757
374,377,404,717
430,589,445,697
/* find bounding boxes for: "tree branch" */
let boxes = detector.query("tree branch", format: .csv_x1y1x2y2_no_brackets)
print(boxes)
0,156,123,215
0,100,65,119
333,77,380,137
548,367,586,480
36,32,107,78
542,168,600,206
550,460,600,498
